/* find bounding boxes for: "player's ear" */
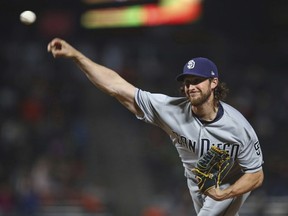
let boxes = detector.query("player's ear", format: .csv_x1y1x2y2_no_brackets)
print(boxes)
210,78,218,90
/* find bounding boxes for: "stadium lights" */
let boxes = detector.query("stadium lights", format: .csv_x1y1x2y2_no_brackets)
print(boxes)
81,0,203,28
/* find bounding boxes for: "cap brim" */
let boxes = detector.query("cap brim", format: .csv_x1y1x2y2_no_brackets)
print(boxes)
176,74,186,82
176,73,209,82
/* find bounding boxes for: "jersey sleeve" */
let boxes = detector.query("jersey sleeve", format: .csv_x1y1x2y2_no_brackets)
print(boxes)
237,127,264,173
134,89,167,126
222,103,264,173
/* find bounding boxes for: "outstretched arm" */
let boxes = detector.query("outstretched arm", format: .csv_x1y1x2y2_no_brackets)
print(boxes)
47,38,143,116
206,169,264,201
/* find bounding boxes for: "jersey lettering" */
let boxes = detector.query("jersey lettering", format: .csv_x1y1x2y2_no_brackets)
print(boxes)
172,131,240,159
200,139,240,159
176,133,196,152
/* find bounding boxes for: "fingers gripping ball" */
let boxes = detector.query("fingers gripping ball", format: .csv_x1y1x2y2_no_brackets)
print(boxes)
192,146,234,194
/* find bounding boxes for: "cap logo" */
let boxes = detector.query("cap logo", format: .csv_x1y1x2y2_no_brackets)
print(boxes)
187,60,195,69
211,71,215,76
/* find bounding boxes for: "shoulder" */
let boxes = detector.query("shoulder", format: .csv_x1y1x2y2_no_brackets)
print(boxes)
221,102,249,121
221,101,256,132
136,88,188,106
135,89,190,125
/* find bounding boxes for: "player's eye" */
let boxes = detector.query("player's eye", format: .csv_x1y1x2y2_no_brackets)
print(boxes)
184,78,207,86
184,81,191,87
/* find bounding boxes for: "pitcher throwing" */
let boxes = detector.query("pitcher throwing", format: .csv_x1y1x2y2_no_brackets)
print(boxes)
48,38,264,216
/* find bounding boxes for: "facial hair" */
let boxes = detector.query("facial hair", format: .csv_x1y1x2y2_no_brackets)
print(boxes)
187,88,213,106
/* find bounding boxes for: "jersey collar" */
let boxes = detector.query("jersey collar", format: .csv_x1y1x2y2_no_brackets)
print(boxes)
194,103,224,124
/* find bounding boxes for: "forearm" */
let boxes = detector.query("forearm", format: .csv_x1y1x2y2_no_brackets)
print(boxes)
48,38,133,98
207,169,264,201
72,52,128,97
48,38,140,114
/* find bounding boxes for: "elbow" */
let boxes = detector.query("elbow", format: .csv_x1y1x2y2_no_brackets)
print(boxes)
99,84,118,98
248,169,265,192
255,170,264,189
258,176,264,188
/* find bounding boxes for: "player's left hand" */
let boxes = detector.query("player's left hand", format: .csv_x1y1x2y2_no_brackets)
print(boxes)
192,146,234,194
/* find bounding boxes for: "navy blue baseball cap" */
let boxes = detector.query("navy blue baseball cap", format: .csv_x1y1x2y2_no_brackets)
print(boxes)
176,57,218,82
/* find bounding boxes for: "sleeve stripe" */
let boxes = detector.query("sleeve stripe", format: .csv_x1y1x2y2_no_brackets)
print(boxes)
242,164,263,172
136,88,140,105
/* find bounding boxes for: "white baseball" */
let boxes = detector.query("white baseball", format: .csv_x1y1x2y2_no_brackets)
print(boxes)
20,11,36,25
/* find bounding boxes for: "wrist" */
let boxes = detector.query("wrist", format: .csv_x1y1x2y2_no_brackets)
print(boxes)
206,186,232,201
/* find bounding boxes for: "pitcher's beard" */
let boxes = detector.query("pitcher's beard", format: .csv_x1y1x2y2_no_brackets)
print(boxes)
188,90,212,106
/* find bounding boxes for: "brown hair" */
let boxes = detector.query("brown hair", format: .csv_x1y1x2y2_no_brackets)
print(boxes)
214,80,229,102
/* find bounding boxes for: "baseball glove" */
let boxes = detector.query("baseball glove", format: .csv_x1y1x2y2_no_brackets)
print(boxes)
192,146,234,194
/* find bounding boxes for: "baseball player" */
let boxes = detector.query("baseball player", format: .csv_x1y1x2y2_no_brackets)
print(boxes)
47,38,264,216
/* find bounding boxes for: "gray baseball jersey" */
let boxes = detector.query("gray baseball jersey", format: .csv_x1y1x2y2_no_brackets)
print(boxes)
135,88,263,215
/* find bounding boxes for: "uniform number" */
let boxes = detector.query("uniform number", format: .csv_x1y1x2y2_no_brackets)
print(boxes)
254,142,261,156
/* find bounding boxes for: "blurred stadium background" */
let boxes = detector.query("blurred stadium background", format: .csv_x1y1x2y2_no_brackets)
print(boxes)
0,0,288,215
